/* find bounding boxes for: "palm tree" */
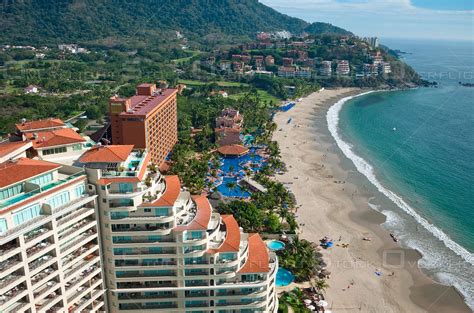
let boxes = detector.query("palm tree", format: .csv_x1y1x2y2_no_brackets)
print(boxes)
314,279,329,293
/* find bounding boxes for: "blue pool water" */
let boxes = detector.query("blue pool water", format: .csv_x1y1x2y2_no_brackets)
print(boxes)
276,268,294,287
216,177,251,198
219,152,264,175
267,240,286,251
209,147,267,198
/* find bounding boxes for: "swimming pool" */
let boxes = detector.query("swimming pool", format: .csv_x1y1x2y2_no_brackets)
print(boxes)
216,177,251,198
276,267,295,287
267,240,286,251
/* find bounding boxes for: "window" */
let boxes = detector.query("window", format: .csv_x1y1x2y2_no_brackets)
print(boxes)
144,208,151,213
42,146,67,155
154,208,168,217
0,219,8,234
72,144,82,151
75,184,85,197
118,183,133,193
13,204,41,226
110,211,129,220
29,173,53,186
0,184,23,200
47,191,70,209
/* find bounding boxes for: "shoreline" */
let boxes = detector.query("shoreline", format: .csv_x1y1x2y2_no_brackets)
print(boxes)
272,88,471,312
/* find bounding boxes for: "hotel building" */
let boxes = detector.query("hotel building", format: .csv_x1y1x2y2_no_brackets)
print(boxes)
80,145,278,312
9,118,93,165
336,60,350,75
109,83,178,166
0,153,106,312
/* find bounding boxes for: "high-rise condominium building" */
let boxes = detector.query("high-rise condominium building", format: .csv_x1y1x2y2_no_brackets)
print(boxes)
108,83,178,166
0,153,106,312
80,145,278,312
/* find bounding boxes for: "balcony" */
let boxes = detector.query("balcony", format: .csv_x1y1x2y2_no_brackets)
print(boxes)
65,265,101,296
57,205,94,229
115,260,177,268
31,267,56,288
117,292,177,301
101,151,147,178
36,291,63,313
117,282,177,290
58,219,96,242
0,274,25,294
62,244,99,270
0,242,20,262
33,281,60,300
24,227,51,244
0,284,27,307
64,257,100,282
29,254,56,273
0,169,85,210
27,240,53,260
113,248,176,256
0,257,22,276
60,230,97,255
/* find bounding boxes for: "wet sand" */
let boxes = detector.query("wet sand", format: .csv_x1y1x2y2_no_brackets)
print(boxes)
273,88,471,313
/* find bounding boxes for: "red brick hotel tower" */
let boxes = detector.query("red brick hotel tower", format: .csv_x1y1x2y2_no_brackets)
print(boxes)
108,83,178,165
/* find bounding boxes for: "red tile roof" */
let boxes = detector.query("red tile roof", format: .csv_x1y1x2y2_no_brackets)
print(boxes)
208,215,241,253
26,128,86,149
175,195,212,231
217,144,249,156
140,175,181,207
79,145,134,163
238,233,269,273
0,158,61,188
16,118,65,132
0,141,31,159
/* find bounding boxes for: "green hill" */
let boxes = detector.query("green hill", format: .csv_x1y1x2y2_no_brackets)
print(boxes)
0,0,351,44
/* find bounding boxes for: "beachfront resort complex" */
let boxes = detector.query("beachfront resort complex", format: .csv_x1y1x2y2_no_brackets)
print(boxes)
0,83,279,312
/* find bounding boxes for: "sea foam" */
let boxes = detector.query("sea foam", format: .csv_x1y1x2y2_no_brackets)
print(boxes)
326,91,474,308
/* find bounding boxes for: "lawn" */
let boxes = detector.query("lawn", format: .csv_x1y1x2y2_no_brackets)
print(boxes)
171,50,202,64
178,79,249,88
229,89,281,104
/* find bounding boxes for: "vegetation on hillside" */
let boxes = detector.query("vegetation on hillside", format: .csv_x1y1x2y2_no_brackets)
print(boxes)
0,0,349,45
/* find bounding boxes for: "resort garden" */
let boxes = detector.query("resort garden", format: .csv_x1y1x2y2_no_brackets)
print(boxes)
169,85,329,313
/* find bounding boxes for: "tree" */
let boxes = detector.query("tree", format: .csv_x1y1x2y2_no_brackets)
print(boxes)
266,213,281,233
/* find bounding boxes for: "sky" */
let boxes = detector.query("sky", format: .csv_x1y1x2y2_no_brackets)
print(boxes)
260,0,474,41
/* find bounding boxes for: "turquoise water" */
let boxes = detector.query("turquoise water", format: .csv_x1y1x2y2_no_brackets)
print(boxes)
333,38,473,308
267,240,286,251
276,267,294,287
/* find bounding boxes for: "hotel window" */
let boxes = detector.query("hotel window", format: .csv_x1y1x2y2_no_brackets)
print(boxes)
154,208,168,217
29,172,53,186
75,184,85,197
118,183,133,193
0,183,23,200
13,203,41,226
42,146,67,155
72,144,82,151
47,191,70,209
0,219,8,234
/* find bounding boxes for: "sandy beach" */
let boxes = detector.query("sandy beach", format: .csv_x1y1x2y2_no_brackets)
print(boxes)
272,88,471,313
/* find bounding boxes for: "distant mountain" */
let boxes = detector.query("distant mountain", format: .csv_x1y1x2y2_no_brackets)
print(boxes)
0,0,351,44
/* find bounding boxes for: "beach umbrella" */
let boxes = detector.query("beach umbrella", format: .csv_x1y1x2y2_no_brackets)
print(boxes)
304,299,312,304
306,305,316,310
318,300,328,307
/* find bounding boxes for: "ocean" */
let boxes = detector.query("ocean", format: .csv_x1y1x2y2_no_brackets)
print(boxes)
328,38,474,308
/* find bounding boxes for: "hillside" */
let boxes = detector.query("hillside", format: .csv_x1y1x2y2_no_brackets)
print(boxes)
0,0,350,44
